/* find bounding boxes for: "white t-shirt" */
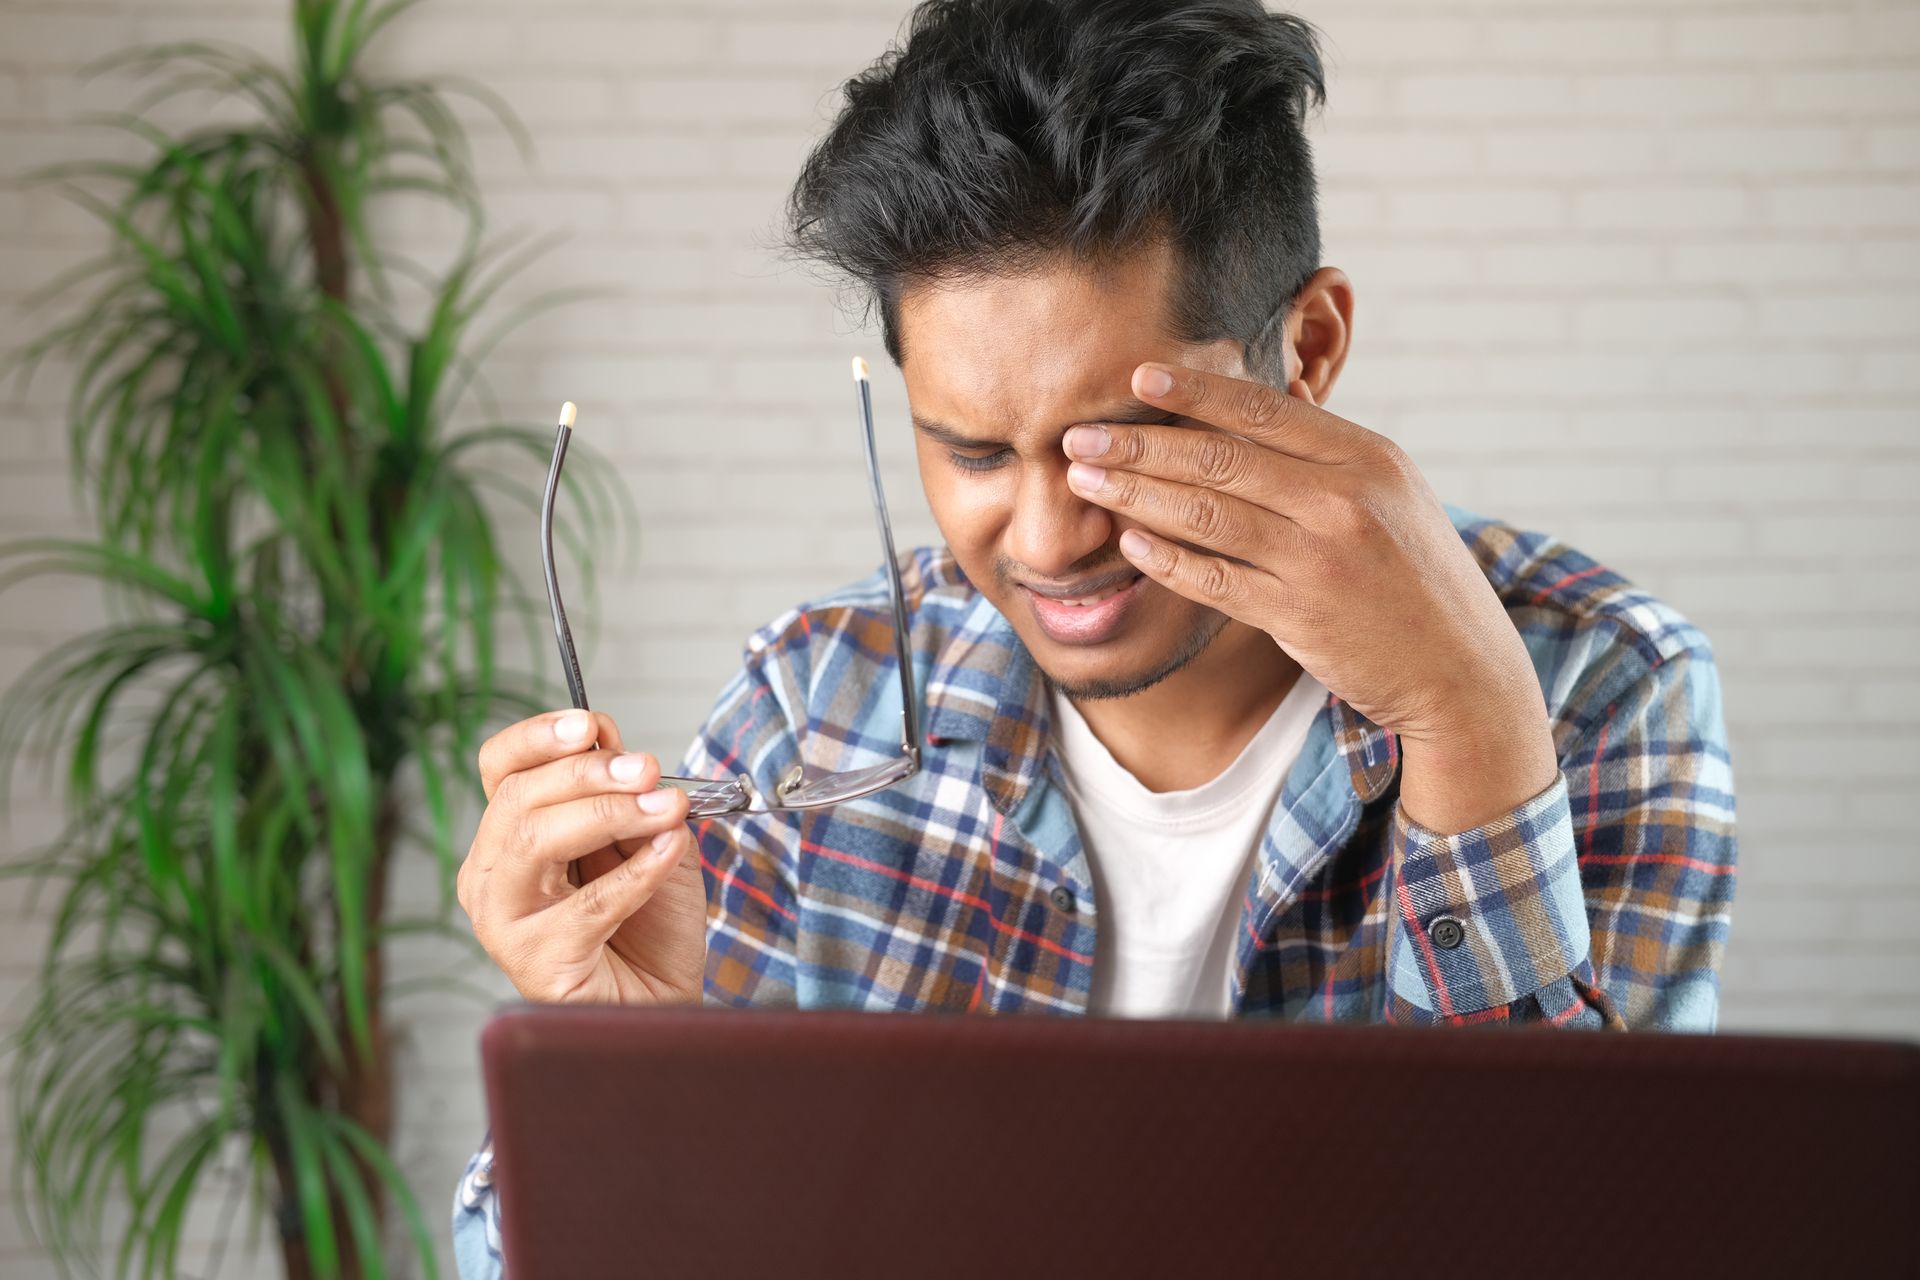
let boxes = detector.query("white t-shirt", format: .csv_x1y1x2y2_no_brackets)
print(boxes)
1046,670,1327,1019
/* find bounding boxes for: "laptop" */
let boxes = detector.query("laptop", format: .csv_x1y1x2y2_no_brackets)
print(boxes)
480,1004,1918,1278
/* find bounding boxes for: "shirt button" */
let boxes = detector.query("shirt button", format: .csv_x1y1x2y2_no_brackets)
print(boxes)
1428,915,1465,950
1050,885,1076,913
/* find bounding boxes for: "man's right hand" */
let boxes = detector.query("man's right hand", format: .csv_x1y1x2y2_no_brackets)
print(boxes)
457,709,708,1005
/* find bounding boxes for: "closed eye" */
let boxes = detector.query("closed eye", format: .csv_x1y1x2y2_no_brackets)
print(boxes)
947,448,1012,473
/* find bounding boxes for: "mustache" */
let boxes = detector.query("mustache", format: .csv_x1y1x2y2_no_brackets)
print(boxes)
995,552,1133,584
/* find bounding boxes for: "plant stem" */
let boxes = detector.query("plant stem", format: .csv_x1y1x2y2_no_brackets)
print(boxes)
289,128,395,1280
334,787,401,1275
300,151,349,305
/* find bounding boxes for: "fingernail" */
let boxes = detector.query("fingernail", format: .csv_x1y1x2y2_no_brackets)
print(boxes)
1136,365,1174,397
1063,425,1109,458
609,753,646,784
555,712,592,743
1120,529,1153,560
1067,462,1107,492
650,831,677,857
638,787,678,814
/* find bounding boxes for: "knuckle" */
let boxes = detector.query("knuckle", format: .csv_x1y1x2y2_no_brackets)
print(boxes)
1106,470,1141,507
1372,435,1415,479
571,751,603,789
574,875,611,921
1181,492,1224,541
1193,433,1241,487
1236,384,1283,430
492,770,526,815
592,790,631,828
509,813,543,864
1197,556,1235,601
476,736,505,793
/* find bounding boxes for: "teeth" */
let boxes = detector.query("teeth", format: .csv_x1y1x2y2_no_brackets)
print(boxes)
1048,577,1134,606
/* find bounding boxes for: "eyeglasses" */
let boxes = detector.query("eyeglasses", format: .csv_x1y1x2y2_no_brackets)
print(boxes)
538,358,922,818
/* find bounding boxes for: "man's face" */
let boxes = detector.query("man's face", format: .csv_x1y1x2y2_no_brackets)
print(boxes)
895,243,1255,701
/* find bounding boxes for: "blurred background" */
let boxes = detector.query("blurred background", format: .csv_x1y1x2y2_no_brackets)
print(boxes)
1,0,1916,1275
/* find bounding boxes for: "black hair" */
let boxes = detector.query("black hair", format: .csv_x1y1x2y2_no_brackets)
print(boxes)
786,0,1327,382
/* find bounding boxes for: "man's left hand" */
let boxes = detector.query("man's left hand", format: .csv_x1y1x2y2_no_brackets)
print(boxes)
1063,361,1562,832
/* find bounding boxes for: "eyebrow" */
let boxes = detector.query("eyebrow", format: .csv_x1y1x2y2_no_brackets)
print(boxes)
912,402,1181,449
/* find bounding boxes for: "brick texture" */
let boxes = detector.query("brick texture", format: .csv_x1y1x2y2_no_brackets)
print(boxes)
2,0,1916,1274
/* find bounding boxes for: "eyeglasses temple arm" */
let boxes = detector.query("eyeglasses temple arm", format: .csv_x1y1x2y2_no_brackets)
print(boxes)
541,419,591,712
661,773,756,813
855,371,922,763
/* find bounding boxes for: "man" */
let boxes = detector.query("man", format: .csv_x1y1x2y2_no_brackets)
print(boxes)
452,0,1737,1271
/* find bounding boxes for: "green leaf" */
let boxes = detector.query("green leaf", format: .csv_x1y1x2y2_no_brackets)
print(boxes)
0,539,208,616
173,170,247,352
323,299,403,428
275,1076,340,1279
139,1119,224,1278
256,933,347,1073
327,1110,441,1278
1,6,636,1277
316,1126,386,1280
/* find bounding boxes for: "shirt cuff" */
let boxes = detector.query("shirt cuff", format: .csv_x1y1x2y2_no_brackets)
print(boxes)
1387,770,1590,1016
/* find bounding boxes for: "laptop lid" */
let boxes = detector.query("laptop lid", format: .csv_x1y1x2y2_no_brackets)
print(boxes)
480,1004,1917,1279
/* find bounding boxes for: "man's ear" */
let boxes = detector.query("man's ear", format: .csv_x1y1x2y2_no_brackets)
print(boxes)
1283,266,1354,404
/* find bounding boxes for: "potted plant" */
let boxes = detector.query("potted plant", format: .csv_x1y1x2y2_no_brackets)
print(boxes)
0,2,619,1274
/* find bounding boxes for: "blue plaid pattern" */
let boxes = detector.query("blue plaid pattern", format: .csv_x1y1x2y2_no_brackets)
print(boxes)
453,504,1738,1275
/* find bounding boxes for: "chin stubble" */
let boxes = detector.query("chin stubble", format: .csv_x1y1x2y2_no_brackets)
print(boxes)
1038,608,1232,702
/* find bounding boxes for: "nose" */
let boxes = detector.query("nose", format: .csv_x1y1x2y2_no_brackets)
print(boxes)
1004,455,1113,584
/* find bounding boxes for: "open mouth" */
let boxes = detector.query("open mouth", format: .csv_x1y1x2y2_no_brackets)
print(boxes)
1034,578,1135,606
1021,572,1145,645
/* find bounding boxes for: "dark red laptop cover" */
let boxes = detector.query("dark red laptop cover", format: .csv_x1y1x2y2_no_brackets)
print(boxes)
481,1006,1918,1279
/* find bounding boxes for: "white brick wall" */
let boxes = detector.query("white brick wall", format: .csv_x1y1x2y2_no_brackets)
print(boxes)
2,0,1917,1274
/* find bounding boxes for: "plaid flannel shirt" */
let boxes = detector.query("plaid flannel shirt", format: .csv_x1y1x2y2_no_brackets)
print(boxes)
453,504,1738,1276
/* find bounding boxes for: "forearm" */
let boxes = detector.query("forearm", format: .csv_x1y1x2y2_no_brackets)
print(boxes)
1397,689,1560,838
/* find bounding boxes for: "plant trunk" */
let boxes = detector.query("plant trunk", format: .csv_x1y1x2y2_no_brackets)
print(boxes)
279,153,400,1280
266,789,399,1280
301,152,349,305
298,147,353,470
335,790,400,1271
274,1148,317,1280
